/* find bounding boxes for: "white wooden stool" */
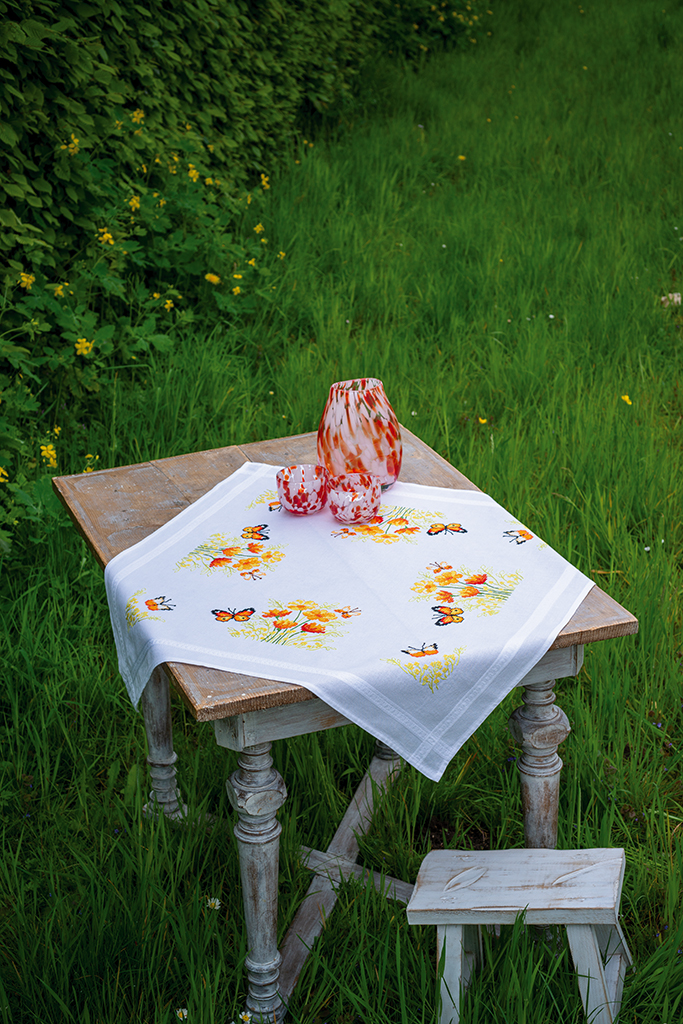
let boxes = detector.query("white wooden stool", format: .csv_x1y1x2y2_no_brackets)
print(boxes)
406,848,632,1024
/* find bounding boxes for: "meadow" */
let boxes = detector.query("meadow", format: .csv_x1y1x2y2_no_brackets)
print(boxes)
1,0,682,1020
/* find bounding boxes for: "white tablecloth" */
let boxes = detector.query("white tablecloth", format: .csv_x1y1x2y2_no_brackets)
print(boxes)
104,462,593,781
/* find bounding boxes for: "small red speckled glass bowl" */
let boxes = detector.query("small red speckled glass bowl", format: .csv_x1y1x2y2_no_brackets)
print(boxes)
327,473,381,525
276,464,329,515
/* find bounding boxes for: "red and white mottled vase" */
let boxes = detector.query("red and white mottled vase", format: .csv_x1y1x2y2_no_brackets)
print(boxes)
317,377,403,490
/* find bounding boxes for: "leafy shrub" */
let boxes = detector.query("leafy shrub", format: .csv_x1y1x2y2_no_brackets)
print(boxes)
0,0,492,555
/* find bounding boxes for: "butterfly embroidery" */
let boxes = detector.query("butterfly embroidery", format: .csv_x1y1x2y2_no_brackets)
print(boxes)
427,523,467,536
432,605,464,626
242,525,269,541
268,501,282,513
429,561,453,573
504,529,533,545
144,596,175,611
211,607,256,622
401,642,439,657
335,606,361,618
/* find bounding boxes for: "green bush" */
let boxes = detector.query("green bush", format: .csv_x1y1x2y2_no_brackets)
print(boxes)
0,0,492,553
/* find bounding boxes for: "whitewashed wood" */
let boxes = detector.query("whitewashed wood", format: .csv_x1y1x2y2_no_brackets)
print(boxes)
225,742,287,1023
213,698,351,750
406,848,626,925
509,678,571,849
278,748,403,1001
408,849,631,1024
300,846,414,904
566,924,617,1024
140,665,187,821
436,923,482,1024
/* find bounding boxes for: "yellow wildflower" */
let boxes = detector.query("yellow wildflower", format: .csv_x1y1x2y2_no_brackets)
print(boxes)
164,299,174,311
205,177,214,185
53,425,61,436
153,292,161,299
205,273,220,285
129,196,140,211
478,417,487,424
621,395,632,405
158,198,166,207
141,163,147,173
131,108,144,123
114,120,123,130
133,128,142,136
260,173,270,190
0,467,9,483
53,284,65,298
40,444,57,468
233,274,242,279
207,144,215,152
188,164,200,182
254,223,264,233
75,338,94,355
19,272,35,290
247,258,256,267
60,133,79,155
277,251,285,259
232,286,241,295
458,155,466,161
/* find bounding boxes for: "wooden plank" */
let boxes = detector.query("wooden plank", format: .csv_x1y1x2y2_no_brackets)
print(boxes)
52,445,248,569
300,846,414,904
213,697,351,747
406,849,624,926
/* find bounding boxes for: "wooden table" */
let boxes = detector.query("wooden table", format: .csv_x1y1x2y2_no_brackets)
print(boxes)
53,427,637,1024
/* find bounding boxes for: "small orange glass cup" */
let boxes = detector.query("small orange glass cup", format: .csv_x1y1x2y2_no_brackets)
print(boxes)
276,464,329,515
327,473,381,524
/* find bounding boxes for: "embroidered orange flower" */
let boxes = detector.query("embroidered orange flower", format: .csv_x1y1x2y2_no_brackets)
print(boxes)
354,524,382,534
221,546,241,556
414,581,437,594
390,517,409,526
436,590,454,603
395,526,420,534
273,619,296,629
247,542,264,554
301,621,325,633
287,600,315,610
209,557,232,567
460,586,480,597
435,571,463,586
369,516,384,524
465,573,488,585
263,609,287,618
261,550,285,562
303,609,337,622
235,557,260,570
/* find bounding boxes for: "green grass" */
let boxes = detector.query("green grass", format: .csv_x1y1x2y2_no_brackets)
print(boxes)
2,0,683,1020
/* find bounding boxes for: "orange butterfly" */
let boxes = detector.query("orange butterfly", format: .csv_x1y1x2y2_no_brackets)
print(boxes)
144,595,175,611
242,524,269,541
268,501,282,512
503,529,533,545
401,642,439,657
432,605,464,626
211,607,255,622
335,606,361,618
427,523,467,536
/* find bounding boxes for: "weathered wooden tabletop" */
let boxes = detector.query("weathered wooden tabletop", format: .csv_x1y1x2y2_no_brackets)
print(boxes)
53,426,638,722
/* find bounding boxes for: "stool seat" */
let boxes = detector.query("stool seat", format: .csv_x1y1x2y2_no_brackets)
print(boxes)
407,848,632,1024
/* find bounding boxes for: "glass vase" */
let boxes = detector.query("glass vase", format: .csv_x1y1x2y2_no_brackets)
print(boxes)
317,378,402,490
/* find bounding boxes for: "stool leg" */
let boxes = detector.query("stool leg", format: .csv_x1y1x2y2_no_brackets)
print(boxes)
140,665,187,821
508,678,571,849
566,924,615,1024
594,923,632,1015
436,923,481,1024
227,742,288,1024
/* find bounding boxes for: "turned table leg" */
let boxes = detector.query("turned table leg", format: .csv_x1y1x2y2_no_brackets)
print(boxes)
140,665,187,821
508,678,571,849
226,742,288,1024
